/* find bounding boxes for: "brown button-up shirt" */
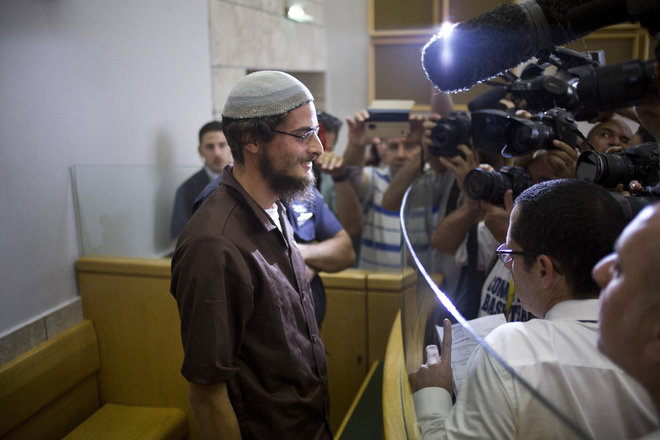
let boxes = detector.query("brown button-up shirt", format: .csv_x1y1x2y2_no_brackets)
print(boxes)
171,166,331,439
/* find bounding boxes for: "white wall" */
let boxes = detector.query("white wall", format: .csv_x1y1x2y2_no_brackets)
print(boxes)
0,0,214,342
0,0,370,360
324,0,370,154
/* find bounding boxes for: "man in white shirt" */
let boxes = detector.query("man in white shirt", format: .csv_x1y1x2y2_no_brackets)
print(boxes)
410,179,659,439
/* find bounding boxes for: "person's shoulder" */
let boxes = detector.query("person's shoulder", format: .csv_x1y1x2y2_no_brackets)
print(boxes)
176,168,208,194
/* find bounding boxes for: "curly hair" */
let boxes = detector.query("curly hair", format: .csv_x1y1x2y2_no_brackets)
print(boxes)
222,114,287,164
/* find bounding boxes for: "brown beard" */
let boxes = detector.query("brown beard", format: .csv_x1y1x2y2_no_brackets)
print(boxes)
257,146,316,203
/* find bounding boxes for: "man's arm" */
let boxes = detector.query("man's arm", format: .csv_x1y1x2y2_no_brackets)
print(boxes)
316,151,364,236
381,148,425,212
297,229,356,273
431,197,482,255
188,381,242,440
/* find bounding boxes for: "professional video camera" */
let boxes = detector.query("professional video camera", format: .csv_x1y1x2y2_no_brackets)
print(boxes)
463,166,531,205
483,45,658,121
576,142,660,188
428,111,471,157
502,48,591,113
568,58,658,121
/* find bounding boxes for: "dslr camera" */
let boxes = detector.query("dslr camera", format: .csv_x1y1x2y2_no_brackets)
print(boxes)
463,166,531,205
428,111,471,157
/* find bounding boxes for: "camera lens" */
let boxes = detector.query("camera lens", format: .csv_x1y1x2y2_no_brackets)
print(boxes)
464,166,531,204
576,151,638,188
463,169,510,204
464,169,494,201
503,118,553,157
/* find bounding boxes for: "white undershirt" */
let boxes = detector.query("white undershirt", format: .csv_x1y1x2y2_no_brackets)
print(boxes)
265,204,282,232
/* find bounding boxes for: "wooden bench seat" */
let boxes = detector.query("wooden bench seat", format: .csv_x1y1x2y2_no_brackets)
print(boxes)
0,320,187,440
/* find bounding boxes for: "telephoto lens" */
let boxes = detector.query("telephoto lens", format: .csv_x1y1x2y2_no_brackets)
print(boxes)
576,142,660,188
463,166,531,204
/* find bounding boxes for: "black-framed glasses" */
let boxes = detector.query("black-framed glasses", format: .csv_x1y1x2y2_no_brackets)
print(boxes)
273,126,320,144
495,243,539,264
495,243,563,274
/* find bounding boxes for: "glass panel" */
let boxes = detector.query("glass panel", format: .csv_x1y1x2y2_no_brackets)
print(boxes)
71,164,200,258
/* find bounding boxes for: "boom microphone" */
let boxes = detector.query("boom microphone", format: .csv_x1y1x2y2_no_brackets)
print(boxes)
421,0,602,93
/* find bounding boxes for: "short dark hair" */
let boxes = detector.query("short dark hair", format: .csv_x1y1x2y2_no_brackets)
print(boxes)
512,179,627,298
221,114,286,164
198,121,223,144
317,111,342,134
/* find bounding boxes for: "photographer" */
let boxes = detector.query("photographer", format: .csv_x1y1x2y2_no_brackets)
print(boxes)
336,108,425,271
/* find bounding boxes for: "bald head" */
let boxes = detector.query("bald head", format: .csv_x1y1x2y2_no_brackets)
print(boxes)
626,204,660,292
594,203,660,412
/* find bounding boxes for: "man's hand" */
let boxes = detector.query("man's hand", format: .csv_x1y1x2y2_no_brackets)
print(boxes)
482,189,514,244
409,319,454,395
438,145,480,193
545,139,579,179
346,109,379,148
317,151,345,177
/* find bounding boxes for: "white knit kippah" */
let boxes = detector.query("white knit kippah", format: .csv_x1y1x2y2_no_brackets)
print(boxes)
222,71,314,119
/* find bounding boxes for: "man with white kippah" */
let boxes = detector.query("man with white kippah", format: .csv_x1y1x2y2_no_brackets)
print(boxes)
171,71,332,439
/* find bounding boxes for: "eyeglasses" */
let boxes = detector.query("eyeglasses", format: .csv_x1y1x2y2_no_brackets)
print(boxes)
273,126,320,144
495,243,563,274
495,243,540,264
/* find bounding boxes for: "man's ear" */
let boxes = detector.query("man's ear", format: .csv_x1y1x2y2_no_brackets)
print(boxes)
243,137,260,155
536,254,558,289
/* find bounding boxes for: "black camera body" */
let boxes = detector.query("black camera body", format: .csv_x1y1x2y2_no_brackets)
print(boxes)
463,166,531,205
576,142,660,188
502,108,578,157
428,111,471,157
508,75,579,114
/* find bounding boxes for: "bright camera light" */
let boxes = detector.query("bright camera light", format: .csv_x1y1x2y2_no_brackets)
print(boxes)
438,21,456,39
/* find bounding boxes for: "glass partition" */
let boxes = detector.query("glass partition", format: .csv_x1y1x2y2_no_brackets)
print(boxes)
400,170,592,439
71,164,200,258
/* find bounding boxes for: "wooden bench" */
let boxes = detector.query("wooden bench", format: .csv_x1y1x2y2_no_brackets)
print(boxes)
0,319,188,440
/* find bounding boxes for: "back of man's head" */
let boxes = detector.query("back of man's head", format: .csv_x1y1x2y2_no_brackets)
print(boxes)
512,179,627,298
221,71,313,164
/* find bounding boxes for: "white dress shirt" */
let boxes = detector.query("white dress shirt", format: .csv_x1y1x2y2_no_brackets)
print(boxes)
414,299,659,439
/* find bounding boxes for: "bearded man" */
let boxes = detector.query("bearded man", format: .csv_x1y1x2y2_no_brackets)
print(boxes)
171,71,331,440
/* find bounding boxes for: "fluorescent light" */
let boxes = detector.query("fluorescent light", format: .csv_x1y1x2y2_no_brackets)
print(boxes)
286,4,314,23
